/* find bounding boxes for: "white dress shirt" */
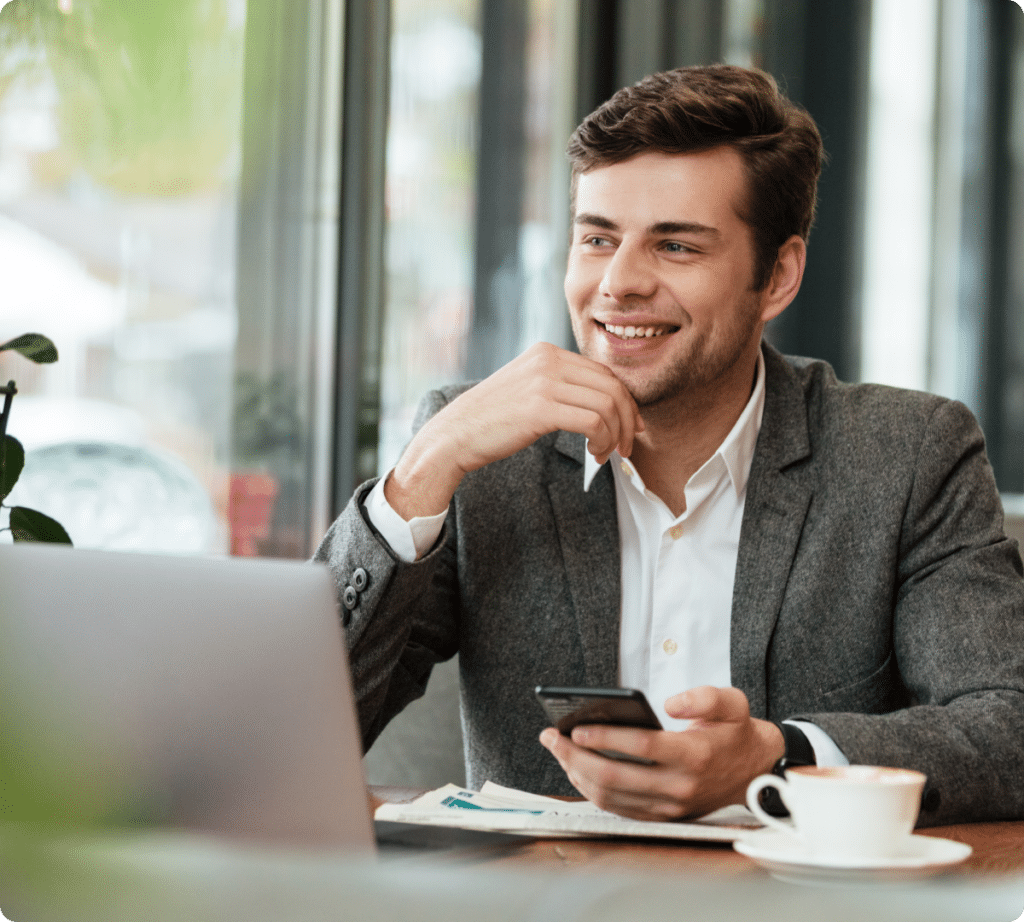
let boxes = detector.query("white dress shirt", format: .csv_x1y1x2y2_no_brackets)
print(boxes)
364,348,846,766
584,350,766,731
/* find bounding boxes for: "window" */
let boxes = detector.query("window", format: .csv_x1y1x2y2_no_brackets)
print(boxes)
0,0,344,555
0,1,247,553
375,0,579,476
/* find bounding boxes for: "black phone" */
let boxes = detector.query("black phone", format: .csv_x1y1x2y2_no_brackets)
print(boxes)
534,685,662,764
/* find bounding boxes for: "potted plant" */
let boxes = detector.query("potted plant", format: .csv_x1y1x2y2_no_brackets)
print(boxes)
228,371,303,556
0,333,71,544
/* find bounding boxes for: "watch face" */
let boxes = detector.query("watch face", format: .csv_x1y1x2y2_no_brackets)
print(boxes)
776,723,816,769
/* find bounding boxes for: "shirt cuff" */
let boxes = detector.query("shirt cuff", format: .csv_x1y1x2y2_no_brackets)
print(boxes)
785,719,850,768
364,473,447,562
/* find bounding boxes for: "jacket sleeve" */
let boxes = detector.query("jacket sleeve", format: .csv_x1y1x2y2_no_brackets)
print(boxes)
313,389,461,751
795,399,1024,826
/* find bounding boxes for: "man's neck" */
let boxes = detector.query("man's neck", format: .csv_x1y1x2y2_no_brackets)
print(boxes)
629,352,761,517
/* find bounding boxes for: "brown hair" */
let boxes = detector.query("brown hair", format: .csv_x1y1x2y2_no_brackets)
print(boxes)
568,65,824,290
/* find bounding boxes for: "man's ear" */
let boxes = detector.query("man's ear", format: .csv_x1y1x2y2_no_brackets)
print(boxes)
759,235,806,323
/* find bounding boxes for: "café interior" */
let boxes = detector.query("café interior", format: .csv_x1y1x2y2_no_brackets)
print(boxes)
0,1,1023,919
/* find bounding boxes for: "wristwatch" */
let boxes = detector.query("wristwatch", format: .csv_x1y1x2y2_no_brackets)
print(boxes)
760,721,816,816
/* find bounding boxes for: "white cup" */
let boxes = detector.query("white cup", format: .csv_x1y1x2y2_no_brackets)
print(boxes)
746,765,927,860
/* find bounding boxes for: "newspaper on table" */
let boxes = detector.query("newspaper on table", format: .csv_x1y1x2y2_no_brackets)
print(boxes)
374,781,763,842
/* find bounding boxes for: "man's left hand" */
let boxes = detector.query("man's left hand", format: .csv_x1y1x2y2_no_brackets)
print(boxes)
538,686,785,821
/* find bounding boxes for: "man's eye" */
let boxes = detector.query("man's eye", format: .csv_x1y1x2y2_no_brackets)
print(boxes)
663,241,691,254
585,235,610,246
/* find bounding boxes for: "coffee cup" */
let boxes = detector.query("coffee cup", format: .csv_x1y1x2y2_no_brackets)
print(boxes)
746,765,927,860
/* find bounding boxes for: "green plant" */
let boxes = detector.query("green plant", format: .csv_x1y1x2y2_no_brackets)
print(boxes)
0,333,71,544
0,0,244,197
232,370,304,473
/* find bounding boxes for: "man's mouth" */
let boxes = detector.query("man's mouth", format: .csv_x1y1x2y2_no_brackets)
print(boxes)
599,321,678,340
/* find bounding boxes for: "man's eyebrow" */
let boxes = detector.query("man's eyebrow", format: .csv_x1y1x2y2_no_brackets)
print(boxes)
650,221,720,238
573,214,721,239
573,213,618,230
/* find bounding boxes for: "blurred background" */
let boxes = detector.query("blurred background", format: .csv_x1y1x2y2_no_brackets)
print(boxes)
0,0,1021,558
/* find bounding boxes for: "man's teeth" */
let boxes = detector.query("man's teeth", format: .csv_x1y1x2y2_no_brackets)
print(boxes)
603,323,669,339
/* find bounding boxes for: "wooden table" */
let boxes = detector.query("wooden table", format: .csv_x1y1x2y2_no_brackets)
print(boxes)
371,786,1024,878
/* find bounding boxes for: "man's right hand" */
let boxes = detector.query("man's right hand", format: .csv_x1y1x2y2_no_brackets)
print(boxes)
384,342,644,520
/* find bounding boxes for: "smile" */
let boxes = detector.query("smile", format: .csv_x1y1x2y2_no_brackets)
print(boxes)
599,322,678,340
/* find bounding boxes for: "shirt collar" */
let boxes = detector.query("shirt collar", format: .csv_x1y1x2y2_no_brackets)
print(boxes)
583,347,766,497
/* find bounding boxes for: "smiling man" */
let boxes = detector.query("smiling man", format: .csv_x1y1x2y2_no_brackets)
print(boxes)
316,65,1024,826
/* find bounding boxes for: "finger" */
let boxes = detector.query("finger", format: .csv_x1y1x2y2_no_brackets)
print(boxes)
539,728,560,749
554,366,640,454
548,357,641,452
547,732,694,820
550,729,656,790
569,724,660,765
664,686,751,723
501,347,640,455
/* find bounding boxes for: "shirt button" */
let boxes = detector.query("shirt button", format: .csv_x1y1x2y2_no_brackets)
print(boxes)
352,567,369,591
662,638,678,655
343,586,359,610
669,524,684,540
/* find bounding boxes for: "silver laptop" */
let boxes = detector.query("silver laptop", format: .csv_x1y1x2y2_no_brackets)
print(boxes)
0,542,374,852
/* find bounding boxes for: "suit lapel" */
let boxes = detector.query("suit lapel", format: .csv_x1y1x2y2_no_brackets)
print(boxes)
731,345,814,718
547,431,621,687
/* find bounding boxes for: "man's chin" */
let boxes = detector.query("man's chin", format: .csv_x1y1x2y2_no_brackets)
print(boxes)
619,376,686,409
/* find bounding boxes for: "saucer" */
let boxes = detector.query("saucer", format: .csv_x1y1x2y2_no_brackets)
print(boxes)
734,830,972,886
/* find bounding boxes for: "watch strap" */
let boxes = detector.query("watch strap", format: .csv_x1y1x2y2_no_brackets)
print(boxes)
760,721,816,817
771,721,816,775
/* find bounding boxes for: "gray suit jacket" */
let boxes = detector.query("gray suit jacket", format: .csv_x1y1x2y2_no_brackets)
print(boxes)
315,344,1024,826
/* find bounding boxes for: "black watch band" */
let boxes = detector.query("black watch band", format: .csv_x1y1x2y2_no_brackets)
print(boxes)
760,722,816,817
771,721,816,776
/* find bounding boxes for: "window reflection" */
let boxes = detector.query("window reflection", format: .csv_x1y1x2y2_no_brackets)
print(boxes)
378,0,576,474
0,0,245,552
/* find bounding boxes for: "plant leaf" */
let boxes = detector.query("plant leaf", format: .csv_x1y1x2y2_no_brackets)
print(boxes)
1,435,24,500
0,334,58,364
9,507,72,545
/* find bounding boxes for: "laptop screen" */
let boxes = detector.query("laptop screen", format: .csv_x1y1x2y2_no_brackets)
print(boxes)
0,543,374,852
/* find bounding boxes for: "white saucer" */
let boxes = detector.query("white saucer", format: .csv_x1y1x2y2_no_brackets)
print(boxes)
734,830,972,886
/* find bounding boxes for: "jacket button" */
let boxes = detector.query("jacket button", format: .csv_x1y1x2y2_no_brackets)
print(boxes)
342,585,359,610
352,567,369,591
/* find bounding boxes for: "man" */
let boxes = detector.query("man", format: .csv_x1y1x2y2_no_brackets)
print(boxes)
316,65,1024,826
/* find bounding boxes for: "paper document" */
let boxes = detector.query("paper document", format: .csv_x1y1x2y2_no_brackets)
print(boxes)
374,781,763,842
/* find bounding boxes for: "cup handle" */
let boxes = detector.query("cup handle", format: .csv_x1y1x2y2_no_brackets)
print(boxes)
746,774,799,836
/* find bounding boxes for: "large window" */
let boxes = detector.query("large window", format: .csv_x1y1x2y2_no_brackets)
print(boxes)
0,2,246,553
3,0,1019,560
376,0,579,475
858,0,1024,492
0,0,343,556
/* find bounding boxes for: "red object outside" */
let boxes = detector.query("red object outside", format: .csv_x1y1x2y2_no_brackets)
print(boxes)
228,472,279,556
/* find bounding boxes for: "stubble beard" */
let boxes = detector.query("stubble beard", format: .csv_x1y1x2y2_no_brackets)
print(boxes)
573,299,763,412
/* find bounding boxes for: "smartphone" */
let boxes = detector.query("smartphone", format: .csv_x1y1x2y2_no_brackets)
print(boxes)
535,685,662,765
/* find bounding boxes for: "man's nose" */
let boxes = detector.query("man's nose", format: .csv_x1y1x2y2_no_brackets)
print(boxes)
598,244,657,302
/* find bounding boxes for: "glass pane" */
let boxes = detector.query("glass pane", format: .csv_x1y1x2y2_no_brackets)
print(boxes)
0,0,343,556
378,0,577,474
379,0,481,471
0,1,245,553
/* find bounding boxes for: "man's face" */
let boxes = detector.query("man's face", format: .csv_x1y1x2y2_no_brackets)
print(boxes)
564,147,772,410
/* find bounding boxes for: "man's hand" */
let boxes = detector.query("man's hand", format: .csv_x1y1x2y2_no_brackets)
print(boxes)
538,686,785,821
386,342,644,520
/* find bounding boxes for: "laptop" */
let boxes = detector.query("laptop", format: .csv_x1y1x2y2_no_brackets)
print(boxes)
0,542,375,852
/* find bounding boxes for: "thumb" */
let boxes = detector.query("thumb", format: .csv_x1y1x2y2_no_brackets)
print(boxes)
665,685,750,722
